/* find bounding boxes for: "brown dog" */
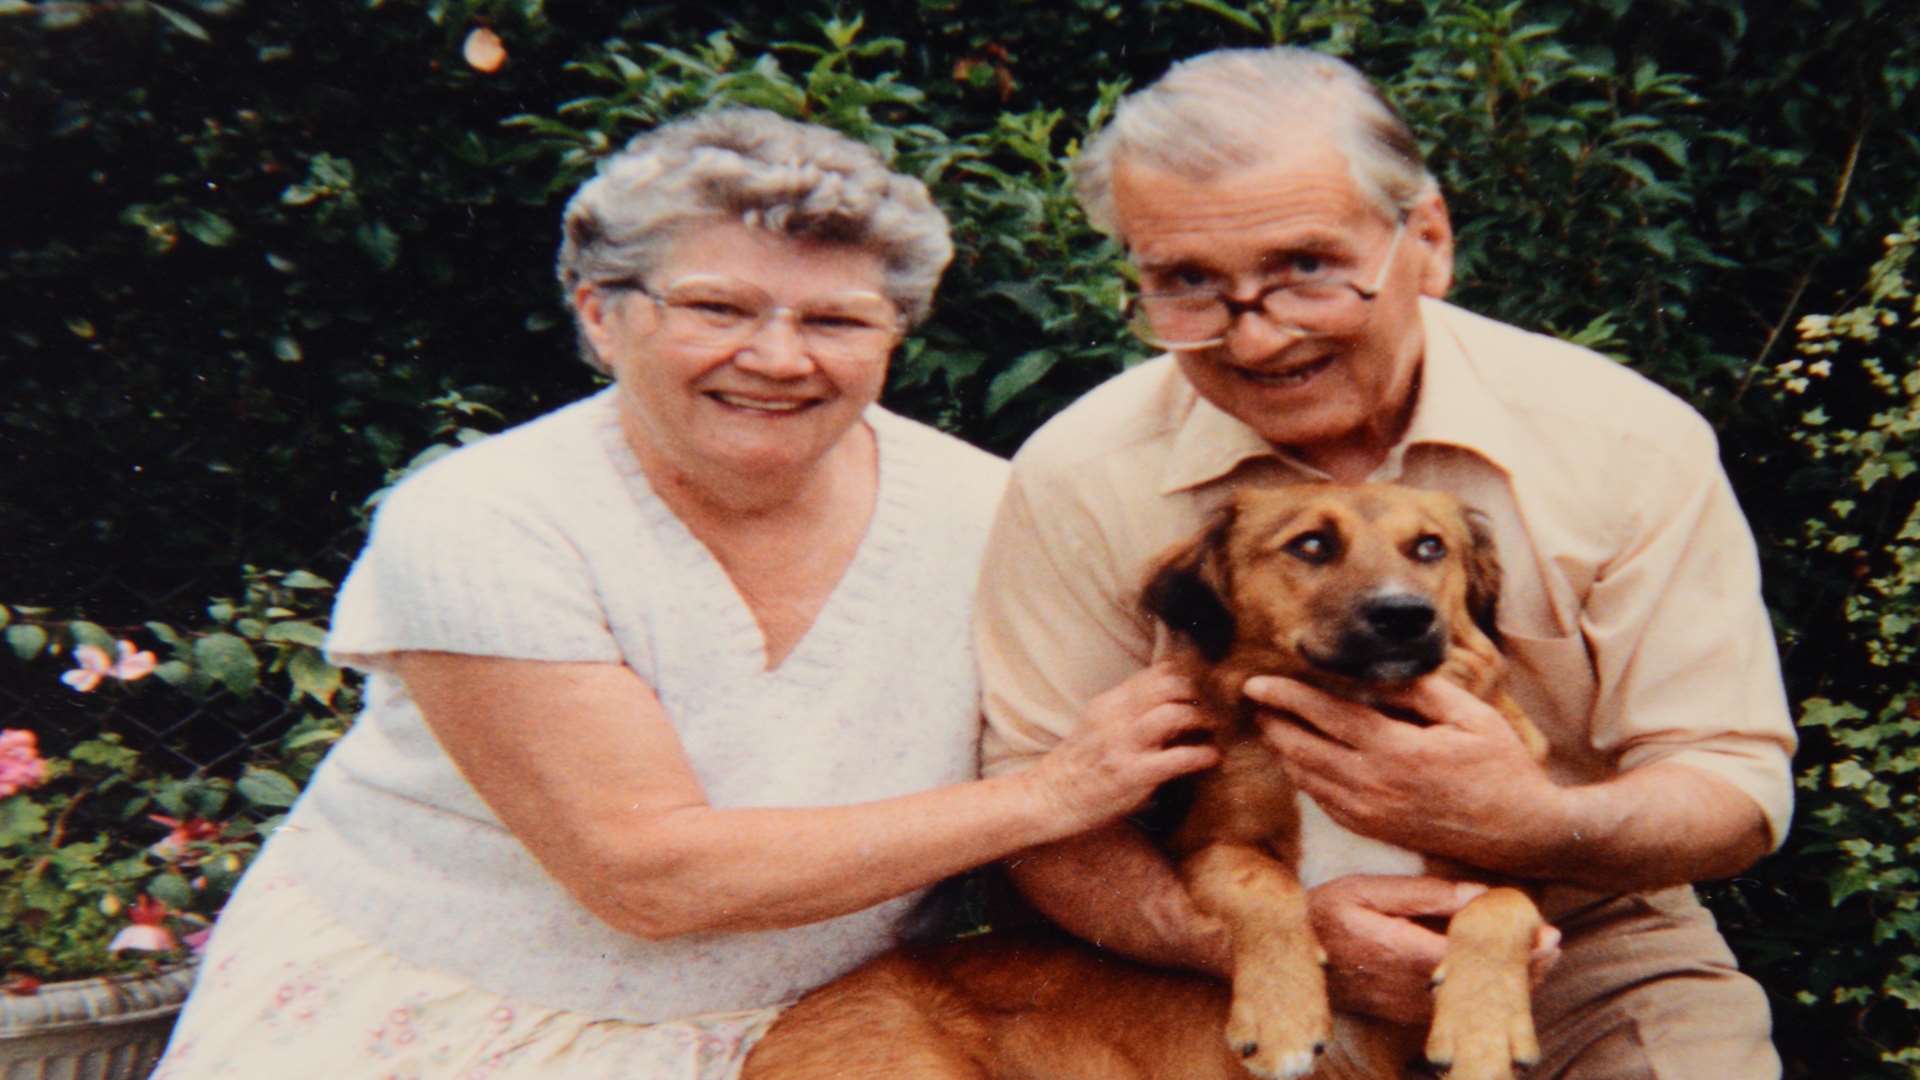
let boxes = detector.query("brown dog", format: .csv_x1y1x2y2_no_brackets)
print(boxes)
1138,483,1548,1079
743,483,1548,1080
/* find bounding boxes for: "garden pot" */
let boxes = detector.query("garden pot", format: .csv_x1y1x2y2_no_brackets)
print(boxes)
0,965,196,1080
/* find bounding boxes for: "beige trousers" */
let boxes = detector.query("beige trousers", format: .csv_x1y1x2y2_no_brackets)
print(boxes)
1316,885,1779,1079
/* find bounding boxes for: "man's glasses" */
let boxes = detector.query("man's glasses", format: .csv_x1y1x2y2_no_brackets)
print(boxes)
1126,221,1406,351
600,274,903,363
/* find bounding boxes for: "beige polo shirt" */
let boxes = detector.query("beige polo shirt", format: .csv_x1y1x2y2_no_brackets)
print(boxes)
977,297,1795,848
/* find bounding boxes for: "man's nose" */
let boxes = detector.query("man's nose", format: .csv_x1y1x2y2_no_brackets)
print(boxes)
1222,298,1307,362
732,309,814,378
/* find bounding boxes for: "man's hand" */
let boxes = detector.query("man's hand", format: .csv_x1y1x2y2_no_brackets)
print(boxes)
1311,875,1561,1024
1247,674,1560,871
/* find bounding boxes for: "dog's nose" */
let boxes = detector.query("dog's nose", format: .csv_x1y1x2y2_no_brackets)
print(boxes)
1361,594,1436,642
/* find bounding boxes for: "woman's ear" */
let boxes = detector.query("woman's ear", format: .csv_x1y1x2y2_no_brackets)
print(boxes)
1408,192,1454,298
572,283,651,363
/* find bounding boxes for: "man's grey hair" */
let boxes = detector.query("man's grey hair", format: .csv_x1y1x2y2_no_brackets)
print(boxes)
557,108,952,373
1074,48,1436,237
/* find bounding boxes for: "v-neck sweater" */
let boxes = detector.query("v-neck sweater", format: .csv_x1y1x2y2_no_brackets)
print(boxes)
270,387,1008,1021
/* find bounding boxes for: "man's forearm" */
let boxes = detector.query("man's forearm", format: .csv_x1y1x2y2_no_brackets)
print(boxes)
1507,761,1774,891
1004,820,1233,978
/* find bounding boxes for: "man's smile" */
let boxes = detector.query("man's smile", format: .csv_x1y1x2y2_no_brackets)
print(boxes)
1232,352,1337,389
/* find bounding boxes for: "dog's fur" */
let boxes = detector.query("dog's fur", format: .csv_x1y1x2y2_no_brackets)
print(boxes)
743,484,1549,1080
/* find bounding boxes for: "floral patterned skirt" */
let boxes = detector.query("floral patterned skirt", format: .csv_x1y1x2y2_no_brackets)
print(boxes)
153,865,785,1080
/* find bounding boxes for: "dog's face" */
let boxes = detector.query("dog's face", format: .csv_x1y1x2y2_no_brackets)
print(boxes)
1143,484,1501,691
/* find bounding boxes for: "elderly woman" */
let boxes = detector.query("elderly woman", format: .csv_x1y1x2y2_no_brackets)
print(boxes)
153,110,1214,1078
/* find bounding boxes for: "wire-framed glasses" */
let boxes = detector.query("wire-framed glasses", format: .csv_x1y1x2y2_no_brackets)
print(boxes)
1126,221,1406,351
601,274,904,362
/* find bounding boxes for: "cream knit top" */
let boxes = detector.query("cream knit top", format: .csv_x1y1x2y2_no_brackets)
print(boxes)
269,387,1008,1022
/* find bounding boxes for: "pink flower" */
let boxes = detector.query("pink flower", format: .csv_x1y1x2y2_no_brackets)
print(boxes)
183,928,213,955
107,895,179,953
148,814,222,861
0,730,49,798
60,640,157,693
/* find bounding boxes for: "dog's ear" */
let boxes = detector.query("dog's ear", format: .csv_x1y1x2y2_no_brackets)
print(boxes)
1141,508,1237,663
1461,507,1503,645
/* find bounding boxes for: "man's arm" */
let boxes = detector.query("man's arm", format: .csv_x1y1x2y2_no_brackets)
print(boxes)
1005,821,1233,977
1009,817,1551,1024
1252,674,1773,892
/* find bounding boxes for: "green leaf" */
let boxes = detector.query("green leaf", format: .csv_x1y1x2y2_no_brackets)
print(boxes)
1176,0,1262,34
153,660,195,688
148,2,211,42
285,727,343,751
237,768,301,809
193,633,260,695
355,222,401,270
5,624,48,661
148,872,195,910
0,606,10,631
287,649,343,705
985,349,1060,416
70,737,140,772
1630,225,1675,259
186,780,229,818
0,796,49,846
280,570,333,590
181,210,236,247
67,620,115,650
145,621,183,647
265,621,328,647
272,335,304,363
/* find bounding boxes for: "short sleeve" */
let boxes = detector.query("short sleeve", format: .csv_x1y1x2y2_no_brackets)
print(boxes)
1582,421,1797,848
326,478,625,674
976,465,1155,777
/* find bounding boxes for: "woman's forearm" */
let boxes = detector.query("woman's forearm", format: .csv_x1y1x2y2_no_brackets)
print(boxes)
570,771,1066,938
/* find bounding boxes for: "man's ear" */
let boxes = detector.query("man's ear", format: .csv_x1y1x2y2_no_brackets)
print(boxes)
1141,507,1238,663
1408,191,1454,298
1461,507,1502,645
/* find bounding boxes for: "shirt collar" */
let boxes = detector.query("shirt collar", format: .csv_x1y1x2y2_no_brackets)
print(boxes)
1159,298,1519,495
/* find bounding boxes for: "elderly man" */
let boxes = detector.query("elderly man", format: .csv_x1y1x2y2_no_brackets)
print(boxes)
977,47,1794,1077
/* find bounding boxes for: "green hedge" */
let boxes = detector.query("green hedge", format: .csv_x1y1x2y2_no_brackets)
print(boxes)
4,0,1918,1073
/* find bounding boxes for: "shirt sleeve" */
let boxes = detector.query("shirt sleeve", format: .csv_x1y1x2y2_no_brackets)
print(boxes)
1582,418,1797,848
975,463,1156,777
326,475,625,674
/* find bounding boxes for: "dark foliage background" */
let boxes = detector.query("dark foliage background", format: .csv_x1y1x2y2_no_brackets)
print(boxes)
3,0,1918,1072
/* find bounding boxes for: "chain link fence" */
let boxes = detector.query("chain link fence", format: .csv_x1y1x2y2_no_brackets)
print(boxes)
1,523,366,776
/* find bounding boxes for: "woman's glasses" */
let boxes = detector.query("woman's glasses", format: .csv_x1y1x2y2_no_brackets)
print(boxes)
601,274,903,363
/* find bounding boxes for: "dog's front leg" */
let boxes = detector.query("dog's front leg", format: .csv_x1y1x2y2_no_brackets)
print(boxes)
1181,842,1331,1080
1423,885,1543,1080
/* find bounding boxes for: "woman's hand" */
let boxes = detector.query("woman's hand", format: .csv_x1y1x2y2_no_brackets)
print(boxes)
1022,663,1219,833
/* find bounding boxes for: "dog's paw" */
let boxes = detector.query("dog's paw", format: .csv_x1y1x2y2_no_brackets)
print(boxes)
1423,955,1538,1080
1224,948,1331,1080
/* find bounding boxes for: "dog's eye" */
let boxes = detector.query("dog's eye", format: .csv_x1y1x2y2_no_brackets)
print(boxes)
1284,531,1336,564
1410,535,1447,563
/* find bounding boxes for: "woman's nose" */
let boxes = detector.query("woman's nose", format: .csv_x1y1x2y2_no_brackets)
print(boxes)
731,310,815,378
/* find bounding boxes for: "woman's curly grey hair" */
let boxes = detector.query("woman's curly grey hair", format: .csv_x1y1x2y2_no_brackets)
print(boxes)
1074,48,1436,237
557,108,953,373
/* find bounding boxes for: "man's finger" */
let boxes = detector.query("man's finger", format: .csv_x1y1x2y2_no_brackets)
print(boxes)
1327,875,1489,918
1244,676,1378,746
1390,676,1497,733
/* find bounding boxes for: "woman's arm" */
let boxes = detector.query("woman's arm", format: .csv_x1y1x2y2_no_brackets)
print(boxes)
394,652,1215,940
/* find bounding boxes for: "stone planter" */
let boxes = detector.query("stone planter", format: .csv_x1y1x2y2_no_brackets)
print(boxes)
0,965,196,1080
